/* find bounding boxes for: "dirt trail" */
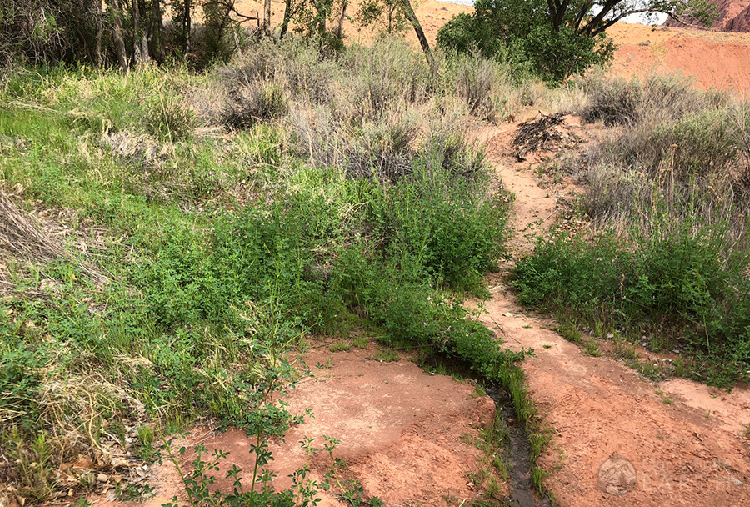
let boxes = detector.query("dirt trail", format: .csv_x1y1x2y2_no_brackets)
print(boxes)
468,117,750,507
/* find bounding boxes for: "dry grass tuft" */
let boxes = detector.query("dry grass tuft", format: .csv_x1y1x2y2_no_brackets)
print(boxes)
0,193,67,264
0,193,108,286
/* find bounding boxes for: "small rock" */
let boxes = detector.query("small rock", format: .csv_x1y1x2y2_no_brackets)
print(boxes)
97,473,108,483
111,457,129,468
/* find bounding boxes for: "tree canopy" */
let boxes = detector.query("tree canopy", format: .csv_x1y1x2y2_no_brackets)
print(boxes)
437,0,718,83
0,0,434,70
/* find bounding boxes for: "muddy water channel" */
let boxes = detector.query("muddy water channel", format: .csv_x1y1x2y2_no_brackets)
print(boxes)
486,385,553,507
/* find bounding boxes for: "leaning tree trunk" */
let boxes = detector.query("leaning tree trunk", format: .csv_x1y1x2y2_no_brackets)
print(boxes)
399,0,433,67
96,0,104,66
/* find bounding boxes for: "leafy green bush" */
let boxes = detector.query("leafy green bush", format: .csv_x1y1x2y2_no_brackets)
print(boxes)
514,217,750,385
437,0,613,84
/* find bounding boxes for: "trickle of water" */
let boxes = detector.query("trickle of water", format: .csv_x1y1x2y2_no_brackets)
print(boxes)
485,385,553,507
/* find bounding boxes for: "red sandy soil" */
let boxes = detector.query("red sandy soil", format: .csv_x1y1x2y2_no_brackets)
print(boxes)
80,4,750,507
87,342,499,507
470,115,750,507
607,22,750,94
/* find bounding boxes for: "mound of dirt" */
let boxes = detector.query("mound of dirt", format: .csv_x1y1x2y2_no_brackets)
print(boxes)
606,21,750,93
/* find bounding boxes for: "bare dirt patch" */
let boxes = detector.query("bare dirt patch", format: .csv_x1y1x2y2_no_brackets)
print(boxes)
607,22,750,93
88,341,498,507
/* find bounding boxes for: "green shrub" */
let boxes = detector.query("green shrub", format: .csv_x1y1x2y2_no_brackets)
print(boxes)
514,217,750,385
0,42,517,502
437,0,614,84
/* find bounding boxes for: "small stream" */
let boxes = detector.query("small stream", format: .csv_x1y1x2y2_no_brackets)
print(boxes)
423,354,552,506
485,385,553,507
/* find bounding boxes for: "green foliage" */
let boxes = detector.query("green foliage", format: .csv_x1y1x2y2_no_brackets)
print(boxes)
355,0,409,34
437,0,614,83
514,215,750,385
438,0,718,84
0,40,518,503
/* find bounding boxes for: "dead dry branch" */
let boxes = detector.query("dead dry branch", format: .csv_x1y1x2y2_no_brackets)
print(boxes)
512,112,566,161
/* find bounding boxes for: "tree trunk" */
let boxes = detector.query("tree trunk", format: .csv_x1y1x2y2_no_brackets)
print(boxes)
183,0,192,55
335,0,348,40
138,0,151,63
132,0,151,65
96,0,104,66
314,0,328,37
262,0,272,34
399,0,433,67
149,0,164,63
108,0,129,71
281,0,293,38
